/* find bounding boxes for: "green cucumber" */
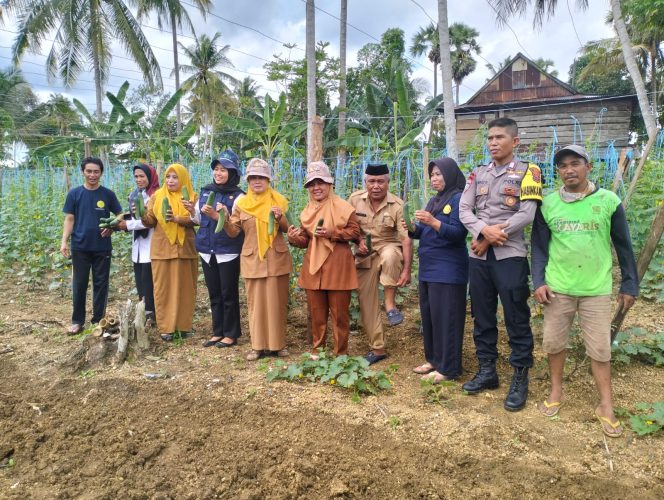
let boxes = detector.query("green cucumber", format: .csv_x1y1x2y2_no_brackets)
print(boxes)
135,194,145,218
268,211,276,235
365,233,372,253
214,208,225,234
206,192,215,207
181,186,190,201
161,198,171,221
403,202,415,232
317,218,324,228
284,209,296,227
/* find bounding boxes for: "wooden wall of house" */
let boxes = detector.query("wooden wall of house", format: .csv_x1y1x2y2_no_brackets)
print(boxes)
456,99,633,151
467,57,575,106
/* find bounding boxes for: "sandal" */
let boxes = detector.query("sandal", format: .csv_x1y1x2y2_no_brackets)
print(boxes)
595,411,623,438
246,350,263,361
160,333,174,342
421,371,449,384
66,324,83,336
538,400,563,418
276,348,289,358
413,363,434,374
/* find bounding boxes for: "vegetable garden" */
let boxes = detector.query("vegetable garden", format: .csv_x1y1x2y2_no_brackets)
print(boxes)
0,136,663,497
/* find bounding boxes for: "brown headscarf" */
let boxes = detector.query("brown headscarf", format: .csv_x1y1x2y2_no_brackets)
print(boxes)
300,191,355,275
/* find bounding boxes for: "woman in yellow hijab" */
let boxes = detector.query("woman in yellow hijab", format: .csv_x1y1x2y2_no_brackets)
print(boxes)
141,163,199,341
221,158,293,360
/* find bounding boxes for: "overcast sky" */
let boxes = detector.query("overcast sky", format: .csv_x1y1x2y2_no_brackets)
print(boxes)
0,0,616,111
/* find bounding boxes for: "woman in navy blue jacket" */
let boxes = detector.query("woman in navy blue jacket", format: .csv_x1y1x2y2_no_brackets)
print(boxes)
407,158,469,382
185,149,245,348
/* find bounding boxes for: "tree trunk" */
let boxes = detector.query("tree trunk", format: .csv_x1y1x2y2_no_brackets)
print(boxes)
306,0,317,164
611,201,664,340
337,0,347,166
610,0,657,138
455,80,460,106
437,0,458,161
171,12,182,135
650,44,657,120
608,0,661,337
93,56,103,121
433,61,438,98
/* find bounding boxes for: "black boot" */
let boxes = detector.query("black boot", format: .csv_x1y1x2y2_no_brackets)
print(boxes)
504,367,529,412
462,359,499,394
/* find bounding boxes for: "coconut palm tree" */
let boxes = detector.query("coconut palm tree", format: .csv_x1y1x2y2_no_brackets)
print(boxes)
338,0,348,164
490,0,661,336
3,0,162,120
134,0,213,133
179,32,238,155
306,0,316,163
410,22,441,98
449,22,481,105
437,0,458,160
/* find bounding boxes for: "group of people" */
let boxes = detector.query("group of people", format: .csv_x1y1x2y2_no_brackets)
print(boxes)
60,117,638,437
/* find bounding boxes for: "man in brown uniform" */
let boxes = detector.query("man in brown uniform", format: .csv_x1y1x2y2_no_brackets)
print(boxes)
349,163,413,364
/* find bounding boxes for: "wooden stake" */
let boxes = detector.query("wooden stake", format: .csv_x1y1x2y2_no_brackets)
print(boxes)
134,300,149,350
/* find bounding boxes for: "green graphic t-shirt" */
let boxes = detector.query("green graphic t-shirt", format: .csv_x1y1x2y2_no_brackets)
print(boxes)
541,188,621,296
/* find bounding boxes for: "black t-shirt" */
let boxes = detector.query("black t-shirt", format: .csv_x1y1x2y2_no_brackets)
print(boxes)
63,185,122,252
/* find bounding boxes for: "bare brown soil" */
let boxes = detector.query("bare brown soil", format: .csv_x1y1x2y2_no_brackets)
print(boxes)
0,278,663,499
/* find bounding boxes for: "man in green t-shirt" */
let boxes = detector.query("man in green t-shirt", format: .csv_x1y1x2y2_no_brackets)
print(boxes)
531,144,638,438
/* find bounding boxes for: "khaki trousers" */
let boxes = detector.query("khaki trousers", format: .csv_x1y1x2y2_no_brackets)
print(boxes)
306,289,351,355
356,246,403,350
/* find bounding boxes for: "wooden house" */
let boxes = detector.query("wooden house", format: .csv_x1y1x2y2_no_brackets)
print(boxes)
451,53,635,151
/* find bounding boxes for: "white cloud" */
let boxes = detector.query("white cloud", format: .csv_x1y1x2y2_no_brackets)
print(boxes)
0,0,617,112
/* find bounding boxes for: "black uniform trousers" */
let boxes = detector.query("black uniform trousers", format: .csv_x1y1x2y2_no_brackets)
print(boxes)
71,250,111,326
133,261,155,317
468,248,533,368
200,255,242,340
419,281,467,379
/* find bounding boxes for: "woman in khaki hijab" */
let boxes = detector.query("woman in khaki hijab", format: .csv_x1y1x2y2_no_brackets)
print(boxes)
221,158,293,361
287,161,361,357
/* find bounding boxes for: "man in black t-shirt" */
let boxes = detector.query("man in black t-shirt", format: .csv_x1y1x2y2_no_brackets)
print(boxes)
61,157,122,334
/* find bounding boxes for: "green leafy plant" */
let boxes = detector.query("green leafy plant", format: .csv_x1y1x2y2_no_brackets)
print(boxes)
612,328,664,366
420,378,456,405
266,350,397,402
616,402,664,436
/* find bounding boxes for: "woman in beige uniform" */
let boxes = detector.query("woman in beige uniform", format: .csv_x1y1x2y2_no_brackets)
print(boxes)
287,161,361,357
222,158,292,361
141,163,198,341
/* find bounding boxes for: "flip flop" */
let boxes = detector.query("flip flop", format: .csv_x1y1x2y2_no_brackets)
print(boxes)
538,400,563,418
595,411,623,438
421,371,449,385
413,363,434,374
66,324,83,336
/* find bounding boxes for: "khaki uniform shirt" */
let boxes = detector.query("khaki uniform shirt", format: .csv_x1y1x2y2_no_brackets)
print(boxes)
459,159,542,260
142,199,197,260
348,190,407,266
225,207,293,279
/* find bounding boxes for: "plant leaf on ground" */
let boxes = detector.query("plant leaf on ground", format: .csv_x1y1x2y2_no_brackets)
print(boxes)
265,349,397,401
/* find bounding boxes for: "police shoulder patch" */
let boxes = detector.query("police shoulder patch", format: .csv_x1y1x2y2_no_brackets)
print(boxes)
520,164,543,202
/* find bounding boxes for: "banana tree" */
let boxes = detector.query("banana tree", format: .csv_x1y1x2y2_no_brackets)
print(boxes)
220,92,307,163
31,81,137,159
105,85,196,163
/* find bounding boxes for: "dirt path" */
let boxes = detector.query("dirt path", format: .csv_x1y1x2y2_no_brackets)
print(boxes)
0,284,662,499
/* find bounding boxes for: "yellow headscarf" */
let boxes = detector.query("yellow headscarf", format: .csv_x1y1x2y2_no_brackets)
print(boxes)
236,186,289,260
151,163,196,245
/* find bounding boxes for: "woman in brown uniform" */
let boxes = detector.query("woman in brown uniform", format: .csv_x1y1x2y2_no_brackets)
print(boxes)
287,161,361,357
141,163,198,341
222,158,293,361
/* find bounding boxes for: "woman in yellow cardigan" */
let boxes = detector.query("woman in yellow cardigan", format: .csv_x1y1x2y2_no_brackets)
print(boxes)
141,163,198,341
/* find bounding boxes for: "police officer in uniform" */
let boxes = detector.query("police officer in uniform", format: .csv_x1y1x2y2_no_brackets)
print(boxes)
459,117,543,411
349,162,413,364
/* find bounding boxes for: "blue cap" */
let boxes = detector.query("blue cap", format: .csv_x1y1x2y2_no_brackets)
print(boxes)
211,149,240,171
